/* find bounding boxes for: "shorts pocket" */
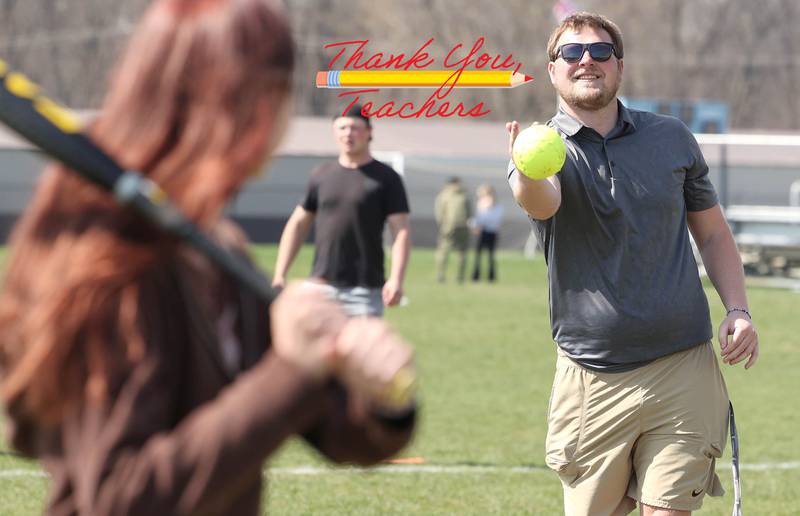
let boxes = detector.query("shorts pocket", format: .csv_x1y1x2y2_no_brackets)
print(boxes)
699,441,726,497
702,441,723,460
545,364,586,484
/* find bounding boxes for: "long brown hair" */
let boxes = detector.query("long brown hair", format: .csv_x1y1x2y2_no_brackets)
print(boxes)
0,0,294,424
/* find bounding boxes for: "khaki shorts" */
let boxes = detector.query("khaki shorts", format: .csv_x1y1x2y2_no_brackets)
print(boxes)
545,342,729,515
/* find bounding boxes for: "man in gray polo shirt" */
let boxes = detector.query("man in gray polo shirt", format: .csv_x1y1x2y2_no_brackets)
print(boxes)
507,12,759,516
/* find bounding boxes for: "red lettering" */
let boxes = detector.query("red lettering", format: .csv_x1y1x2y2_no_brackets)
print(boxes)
445,37,485,70
374,101,397,118
464,102,491,117
342,88,489,119
328,38,520,73
491,53,519,71
406,38,435,69
364,53,386,69
444,37,520,73
417,93,440,117
444,43,464,68
433,101,453,117
325,39,436,70
395,101,419,117
324,40,369,69
380,38,435,70
328,37,517,119
337,88,380,116
434,69,463,98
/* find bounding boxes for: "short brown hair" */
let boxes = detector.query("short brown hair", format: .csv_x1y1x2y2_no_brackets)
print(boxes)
547,12,624,62
333,103,371,127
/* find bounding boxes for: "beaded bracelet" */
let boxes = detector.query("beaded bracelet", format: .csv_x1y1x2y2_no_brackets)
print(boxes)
726,307,752,319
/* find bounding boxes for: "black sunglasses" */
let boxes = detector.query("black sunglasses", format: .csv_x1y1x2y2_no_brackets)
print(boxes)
556,42,617,63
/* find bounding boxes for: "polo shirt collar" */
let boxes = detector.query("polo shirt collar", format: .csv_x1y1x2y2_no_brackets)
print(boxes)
551,99,637,138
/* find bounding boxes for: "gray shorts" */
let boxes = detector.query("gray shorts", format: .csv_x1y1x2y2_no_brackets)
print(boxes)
303,282,384,317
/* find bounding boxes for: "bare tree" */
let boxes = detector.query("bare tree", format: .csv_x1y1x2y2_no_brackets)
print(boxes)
0,0,149,106
0,0,798,129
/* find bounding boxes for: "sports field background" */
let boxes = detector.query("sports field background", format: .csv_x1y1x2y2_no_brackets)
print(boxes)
1,246,798,515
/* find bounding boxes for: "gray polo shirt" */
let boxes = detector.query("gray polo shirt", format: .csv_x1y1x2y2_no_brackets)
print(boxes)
508,101,718,372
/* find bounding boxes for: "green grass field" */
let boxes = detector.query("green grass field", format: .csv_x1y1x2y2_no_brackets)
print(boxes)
1,245,798,515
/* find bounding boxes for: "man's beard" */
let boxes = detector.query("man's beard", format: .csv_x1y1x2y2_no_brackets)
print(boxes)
561,75,621,111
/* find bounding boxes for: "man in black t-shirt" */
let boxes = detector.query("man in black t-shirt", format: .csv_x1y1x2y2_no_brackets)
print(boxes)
273,105,411,317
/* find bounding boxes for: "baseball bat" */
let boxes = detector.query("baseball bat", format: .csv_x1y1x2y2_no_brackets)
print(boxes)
0,59,276,304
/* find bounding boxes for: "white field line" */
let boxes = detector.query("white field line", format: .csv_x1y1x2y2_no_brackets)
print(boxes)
1,462,799,479
0,469,47,478
267,462,800,475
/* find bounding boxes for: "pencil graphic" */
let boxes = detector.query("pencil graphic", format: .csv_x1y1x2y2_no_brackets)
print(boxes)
315,70,532,89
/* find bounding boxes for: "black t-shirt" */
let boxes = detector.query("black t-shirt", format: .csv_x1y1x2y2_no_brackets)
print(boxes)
301,159,409,288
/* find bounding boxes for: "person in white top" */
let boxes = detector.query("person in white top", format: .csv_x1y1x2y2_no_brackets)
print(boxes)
470,184,504,282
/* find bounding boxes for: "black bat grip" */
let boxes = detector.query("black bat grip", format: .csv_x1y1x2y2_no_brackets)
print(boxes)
0,72,123,190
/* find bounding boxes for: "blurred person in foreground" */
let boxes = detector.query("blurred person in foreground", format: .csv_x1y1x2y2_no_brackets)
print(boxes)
506,11,758,516
434,176,471,283
470,184,503,282
272,105,411,317
0,1,416,514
